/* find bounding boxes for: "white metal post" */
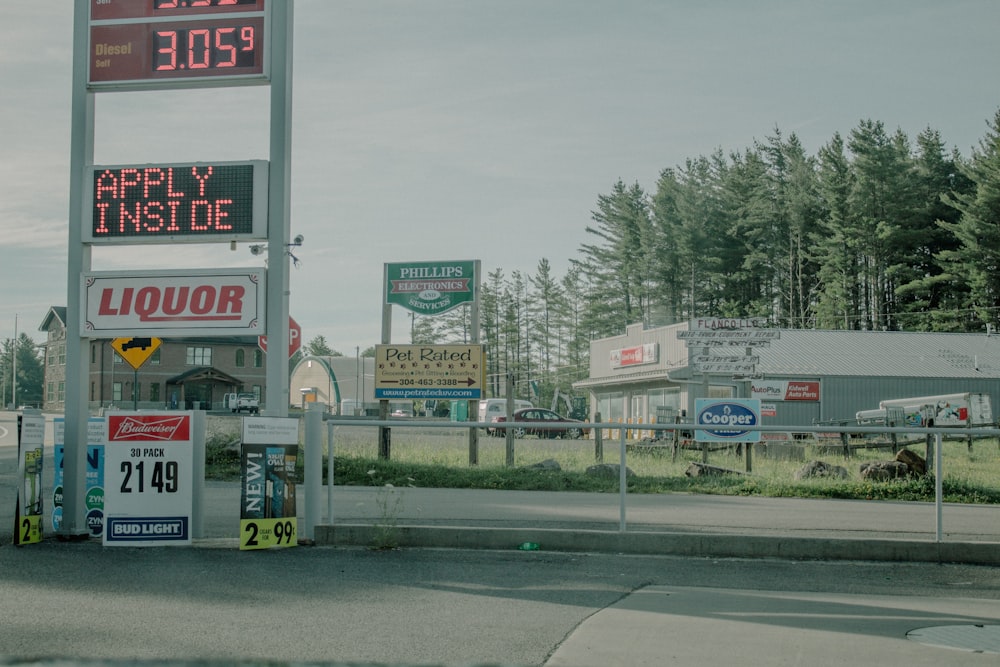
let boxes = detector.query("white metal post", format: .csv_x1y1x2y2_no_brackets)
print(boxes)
304,402,322,541
935,432,943,543
61,0,95,539
327,421,336,525
264,0,293,417
619,426,627,532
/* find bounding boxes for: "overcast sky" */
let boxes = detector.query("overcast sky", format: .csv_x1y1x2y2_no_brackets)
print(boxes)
2,1,999,353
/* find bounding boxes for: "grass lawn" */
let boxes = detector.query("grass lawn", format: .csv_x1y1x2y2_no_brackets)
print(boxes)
205,422,1000,504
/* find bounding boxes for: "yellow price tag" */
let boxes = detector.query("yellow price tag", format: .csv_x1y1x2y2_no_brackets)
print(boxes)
17,515,42,545
240,517,297,550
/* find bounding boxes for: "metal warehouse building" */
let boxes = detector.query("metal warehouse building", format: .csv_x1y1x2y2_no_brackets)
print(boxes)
574,322,1000,429
290,356,376,414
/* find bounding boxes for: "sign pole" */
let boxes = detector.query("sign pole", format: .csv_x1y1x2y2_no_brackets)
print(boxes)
468,260,481,466
264,0,293,418
379,265,392,459
61,0,96,539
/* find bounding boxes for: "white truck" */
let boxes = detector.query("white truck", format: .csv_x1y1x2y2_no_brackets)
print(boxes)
224,392,260,414
876,392,993,427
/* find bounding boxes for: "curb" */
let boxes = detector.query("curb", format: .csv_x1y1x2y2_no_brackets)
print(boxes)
313,524,1000,565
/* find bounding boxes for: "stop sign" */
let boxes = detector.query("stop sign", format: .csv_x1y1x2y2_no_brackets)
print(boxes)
258,316,302,358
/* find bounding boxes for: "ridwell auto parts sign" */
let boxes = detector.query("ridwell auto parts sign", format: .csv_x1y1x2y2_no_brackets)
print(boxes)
83,268,265,337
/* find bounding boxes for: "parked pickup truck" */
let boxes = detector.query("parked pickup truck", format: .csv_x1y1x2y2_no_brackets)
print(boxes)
224,392,260,414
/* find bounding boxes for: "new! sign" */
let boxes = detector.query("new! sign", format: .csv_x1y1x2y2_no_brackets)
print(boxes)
83,268,265,337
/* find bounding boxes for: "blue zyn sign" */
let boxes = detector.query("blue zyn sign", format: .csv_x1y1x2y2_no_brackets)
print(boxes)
695,399,761,442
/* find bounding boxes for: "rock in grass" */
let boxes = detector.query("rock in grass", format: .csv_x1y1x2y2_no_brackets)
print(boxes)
586,463,635,479
794,460,849,480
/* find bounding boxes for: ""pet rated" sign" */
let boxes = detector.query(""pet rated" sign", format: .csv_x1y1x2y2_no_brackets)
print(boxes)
103,412,194,547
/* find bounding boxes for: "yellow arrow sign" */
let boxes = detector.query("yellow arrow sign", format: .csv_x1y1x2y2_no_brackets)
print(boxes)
111,337,162,371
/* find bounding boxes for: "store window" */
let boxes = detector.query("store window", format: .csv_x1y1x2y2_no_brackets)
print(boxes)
186,346,212,365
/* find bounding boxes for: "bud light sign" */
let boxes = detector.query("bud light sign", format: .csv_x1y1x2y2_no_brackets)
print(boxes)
695,399,761,442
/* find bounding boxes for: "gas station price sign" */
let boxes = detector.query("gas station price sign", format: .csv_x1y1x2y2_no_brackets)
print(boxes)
91,1,266,21
89,2,268,90
85,160,268,244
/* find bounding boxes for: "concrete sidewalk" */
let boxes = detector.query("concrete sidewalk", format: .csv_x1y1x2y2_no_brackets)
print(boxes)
545,585,1000,666
307,486,1000,564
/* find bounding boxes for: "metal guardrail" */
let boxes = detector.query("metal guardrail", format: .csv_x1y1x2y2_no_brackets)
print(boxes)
300,411,1000,543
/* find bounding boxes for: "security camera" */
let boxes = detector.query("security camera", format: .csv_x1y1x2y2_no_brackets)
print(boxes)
249,244,264,256
293,234,304,245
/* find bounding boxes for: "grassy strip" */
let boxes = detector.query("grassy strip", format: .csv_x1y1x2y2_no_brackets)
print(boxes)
205,435,1000,504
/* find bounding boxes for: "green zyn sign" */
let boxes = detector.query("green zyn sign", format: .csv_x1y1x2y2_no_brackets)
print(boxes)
385,260,476,316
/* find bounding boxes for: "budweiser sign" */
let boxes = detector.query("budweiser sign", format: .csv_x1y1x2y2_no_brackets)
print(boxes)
109,415,191,441
83,268,265,336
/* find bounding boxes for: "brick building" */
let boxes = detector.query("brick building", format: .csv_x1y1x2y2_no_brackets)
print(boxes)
40,306,268,412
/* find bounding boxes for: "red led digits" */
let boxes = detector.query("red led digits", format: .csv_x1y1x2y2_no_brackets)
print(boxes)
152,24,255,71
154,0,254,9
91,164,255,239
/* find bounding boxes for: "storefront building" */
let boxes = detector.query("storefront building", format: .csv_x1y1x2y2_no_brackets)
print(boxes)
574,322,1000,433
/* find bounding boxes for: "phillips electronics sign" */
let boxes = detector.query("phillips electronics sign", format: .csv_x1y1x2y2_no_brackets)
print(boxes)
83,268,266,337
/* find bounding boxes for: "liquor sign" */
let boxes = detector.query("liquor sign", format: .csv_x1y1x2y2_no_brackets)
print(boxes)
52,418,107,537
694,399,761,443
384,260,476,316
610,343,658,369
374,344,484,400
83,268,265,337
240,416,299,551
85,161,268,243
103,412,194,547
14,413,46,546
751,380,820,402
88,1,269,90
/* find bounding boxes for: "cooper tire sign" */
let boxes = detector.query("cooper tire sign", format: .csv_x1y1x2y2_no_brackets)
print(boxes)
695,399,761,443
83,268,265,336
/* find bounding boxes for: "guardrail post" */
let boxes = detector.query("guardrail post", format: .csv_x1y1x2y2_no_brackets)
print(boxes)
619,425,627,532
304,403,323,542
935,432,943,542
327,420,335,526
594,411,603,462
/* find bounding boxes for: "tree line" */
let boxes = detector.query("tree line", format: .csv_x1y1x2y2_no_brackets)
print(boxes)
407,111,1000,408
12,112,1000,412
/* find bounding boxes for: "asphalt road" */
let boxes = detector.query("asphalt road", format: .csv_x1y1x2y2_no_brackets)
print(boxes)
2,534,999,666
2,411,999,665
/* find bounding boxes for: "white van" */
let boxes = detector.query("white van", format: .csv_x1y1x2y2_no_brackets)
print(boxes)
479,398,532,435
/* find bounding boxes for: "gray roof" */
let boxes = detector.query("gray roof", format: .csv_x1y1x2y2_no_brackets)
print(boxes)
755,329,1000,378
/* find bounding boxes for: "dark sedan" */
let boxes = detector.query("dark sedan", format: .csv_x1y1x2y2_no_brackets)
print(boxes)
491,407,588,439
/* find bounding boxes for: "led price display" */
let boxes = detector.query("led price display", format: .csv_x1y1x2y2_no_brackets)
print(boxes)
86,161,268,243
89,16,267,88
91,0,265,21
